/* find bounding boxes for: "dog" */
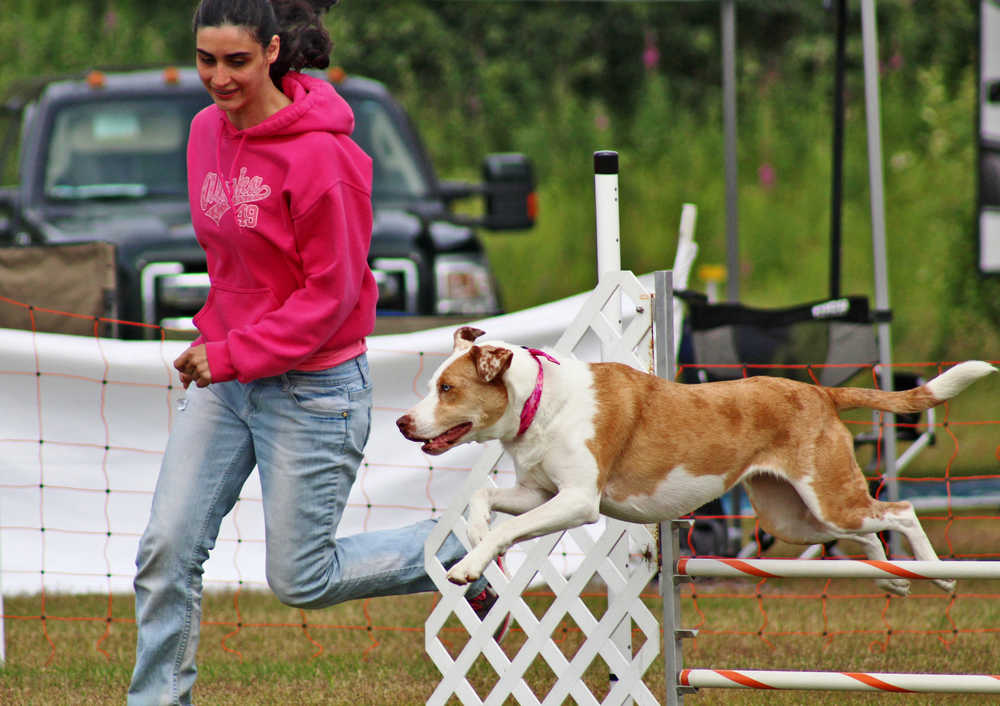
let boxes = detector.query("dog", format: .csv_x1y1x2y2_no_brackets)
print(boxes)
396,326,996,596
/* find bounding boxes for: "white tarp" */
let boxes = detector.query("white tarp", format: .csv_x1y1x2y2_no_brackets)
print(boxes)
0,283,622,596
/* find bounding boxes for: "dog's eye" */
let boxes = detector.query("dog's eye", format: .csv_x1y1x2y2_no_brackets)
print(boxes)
439,383,452,393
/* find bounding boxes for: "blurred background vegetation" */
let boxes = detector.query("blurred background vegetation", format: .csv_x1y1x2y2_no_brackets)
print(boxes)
1,0,997,364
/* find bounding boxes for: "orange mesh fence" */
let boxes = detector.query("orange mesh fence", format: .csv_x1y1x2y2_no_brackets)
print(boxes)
1,296,999,665
0,295,586,664
673,359,1000,655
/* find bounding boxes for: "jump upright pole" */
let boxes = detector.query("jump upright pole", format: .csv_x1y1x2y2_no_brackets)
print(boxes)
861,0,901,552
594,150,622,280
593,150,632,700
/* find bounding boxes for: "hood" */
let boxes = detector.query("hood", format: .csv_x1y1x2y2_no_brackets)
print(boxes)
37,200,195,245
219,72,355,140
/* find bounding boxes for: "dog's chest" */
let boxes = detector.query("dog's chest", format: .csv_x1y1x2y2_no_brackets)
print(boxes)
511,461,562,495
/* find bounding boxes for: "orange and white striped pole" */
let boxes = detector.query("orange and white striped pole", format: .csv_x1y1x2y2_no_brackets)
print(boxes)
676,557,1000,581
680,669,1000,694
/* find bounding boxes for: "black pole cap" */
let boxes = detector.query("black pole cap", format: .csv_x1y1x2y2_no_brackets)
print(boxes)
594,150,619,175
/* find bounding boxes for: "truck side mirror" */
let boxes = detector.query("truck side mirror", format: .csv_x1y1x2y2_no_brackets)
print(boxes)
0,187,16,240
979,2,1000,273
482,153,536,231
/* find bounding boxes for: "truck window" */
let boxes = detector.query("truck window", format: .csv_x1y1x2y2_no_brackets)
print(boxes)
348,98,430,202
44,97,205,199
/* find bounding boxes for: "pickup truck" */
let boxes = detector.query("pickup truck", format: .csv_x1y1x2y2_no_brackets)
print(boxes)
0,67,535,338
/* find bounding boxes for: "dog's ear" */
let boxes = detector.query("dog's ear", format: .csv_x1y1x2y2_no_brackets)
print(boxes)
469,345,513,383
453,326,486,352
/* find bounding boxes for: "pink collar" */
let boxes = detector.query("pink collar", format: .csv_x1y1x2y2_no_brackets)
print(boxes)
517,347,560,436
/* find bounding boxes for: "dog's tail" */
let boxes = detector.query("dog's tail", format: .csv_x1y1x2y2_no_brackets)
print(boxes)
827,360,996,414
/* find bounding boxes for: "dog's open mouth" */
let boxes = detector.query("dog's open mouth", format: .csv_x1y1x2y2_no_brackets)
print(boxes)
421,422,473,455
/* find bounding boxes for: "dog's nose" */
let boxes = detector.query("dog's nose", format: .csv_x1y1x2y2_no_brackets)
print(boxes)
396,414,412,434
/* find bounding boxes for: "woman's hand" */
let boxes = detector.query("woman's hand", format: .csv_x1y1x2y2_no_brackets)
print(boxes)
174,344,213,389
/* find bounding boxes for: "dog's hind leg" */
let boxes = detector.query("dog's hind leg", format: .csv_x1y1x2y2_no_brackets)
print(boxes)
804,493,955,596
822,502,955,596
862,500,955,594
744,474,911,596
805,427,954,594
846,532,912,597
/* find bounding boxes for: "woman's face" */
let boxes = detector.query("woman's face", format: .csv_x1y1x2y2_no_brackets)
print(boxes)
195,24,279,128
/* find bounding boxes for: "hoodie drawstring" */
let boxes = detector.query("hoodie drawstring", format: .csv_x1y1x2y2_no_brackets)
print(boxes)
215,119,248,224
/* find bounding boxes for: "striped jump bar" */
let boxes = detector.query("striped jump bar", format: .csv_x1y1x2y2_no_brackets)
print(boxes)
676,557,1000,581
680,669,1000,693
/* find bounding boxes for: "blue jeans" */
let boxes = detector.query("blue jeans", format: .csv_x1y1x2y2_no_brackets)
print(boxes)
128,355,480,705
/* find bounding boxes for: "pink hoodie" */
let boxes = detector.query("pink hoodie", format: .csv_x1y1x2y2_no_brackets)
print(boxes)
187,72,377,383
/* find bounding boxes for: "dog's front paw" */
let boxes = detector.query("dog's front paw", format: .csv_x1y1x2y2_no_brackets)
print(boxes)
446,557,482,586
447,545,494,585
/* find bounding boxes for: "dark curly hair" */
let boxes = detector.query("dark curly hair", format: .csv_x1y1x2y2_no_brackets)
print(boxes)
192,0,339,87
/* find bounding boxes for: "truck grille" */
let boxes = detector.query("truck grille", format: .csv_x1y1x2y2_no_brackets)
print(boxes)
372,257,419,313
140,262,209,338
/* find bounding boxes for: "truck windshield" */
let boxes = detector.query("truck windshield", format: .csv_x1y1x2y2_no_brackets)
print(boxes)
44,96,206,200
42,92,430,204
347,97,431,202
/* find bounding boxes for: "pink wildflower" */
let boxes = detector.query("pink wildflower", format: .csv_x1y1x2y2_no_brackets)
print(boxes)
643,31,659,71
758,162,776,190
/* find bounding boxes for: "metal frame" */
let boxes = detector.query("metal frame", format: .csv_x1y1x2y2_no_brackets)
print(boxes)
720,0,904,553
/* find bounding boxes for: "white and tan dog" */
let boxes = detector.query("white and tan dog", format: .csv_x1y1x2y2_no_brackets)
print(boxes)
396,327,995,596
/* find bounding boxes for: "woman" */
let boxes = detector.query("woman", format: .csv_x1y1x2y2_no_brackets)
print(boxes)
128,2,503,703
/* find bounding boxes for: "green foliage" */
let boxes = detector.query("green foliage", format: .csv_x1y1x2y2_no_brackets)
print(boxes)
0,0,995,363
0,1,178,91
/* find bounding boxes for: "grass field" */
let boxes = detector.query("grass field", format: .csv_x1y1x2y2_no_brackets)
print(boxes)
3,584,998,705
3,516,999,705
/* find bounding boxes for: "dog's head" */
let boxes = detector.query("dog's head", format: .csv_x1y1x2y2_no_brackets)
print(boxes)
396,327,515,455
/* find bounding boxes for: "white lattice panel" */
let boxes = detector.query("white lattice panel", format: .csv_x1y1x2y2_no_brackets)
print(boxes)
425,272,661,705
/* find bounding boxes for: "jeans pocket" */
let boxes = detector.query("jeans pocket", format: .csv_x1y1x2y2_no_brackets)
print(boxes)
285,375,351,419
284,367,372,422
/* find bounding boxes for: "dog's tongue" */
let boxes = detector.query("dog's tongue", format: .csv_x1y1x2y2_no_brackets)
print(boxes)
422,422,473,455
